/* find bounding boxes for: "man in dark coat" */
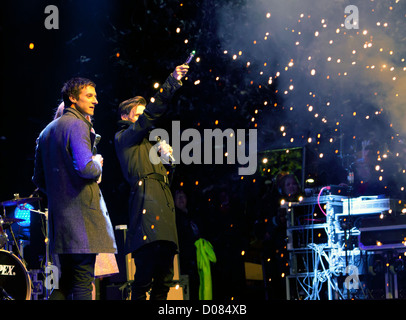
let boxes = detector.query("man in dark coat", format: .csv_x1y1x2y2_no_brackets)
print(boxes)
115,64,189,300
33,77,117,300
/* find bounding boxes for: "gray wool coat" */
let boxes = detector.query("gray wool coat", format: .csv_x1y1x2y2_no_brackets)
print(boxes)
33,107,117,254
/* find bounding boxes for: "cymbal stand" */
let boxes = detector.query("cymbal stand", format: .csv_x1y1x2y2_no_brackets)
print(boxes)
0,214,8,249
1,205,24,262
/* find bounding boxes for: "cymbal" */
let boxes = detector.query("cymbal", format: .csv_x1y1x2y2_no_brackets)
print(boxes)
2,217,25,225
0,197,41,207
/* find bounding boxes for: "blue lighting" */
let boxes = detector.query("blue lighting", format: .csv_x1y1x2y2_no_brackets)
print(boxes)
14,203,34,227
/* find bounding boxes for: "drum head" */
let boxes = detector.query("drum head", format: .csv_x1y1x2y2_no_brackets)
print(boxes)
0,250,31,300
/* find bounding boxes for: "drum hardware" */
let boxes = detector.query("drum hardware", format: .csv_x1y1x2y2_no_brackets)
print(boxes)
0,217,25,248
29,208,54,299
0,193,43,300
0,249,32,300
1,288,14,300
1,193,41,261
0,193,41,207
2,217,25,225
0,216,8,249
5,221,24,263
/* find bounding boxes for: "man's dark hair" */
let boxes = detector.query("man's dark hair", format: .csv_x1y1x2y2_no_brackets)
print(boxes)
61,77,96,107
118,96,146,117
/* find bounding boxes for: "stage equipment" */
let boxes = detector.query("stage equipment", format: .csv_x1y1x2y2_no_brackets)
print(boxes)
14,203,34,227
1,193,41,257
286,188,406,300
28,208,57,299
1,194,41,207
286,191,345,300
0,193,55,299
0,217,7,249
0,249,32,300
339,196,406,250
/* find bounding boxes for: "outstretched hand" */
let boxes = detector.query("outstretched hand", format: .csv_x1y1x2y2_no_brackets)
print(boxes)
173,64,189,81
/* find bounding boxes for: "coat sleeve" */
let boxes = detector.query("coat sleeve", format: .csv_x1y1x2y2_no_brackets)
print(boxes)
115,75,182,148
32,136,47,193
69,119,102,180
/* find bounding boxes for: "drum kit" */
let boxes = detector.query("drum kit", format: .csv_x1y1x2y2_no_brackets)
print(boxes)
0,193,45,300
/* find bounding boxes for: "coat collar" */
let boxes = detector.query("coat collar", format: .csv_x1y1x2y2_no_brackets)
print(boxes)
64,107,96,149
64,107,93,129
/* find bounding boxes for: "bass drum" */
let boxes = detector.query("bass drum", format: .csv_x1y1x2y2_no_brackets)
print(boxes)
0,250,31,300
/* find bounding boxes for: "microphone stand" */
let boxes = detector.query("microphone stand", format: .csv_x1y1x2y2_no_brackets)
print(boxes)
29,208,51,299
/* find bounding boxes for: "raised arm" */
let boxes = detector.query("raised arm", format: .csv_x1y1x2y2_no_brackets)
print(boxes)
115,65,189,147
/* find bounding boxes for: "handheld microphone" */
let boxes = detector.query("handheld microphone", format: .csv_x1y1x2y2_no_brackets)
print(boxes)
155,136,176,163
95,134,101,146
184,50,196,64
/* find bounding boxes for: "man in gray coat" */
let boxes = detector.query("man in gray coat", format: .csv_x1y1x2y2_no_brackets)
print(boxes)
33,77,117,300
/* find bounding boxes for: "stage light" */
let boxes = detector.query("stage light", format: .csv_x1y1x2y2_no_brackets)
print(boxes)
14,203,33,227
306,178,315,184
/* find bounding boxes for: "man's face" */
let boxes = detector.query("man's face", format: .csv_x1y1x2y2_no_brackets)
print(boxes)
70,85,98,117
122,104,146,123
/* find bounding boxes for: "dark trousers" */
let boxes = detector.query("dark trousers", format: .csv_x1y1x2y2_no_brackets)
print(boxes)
50,254,96,300
131,241,176,300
